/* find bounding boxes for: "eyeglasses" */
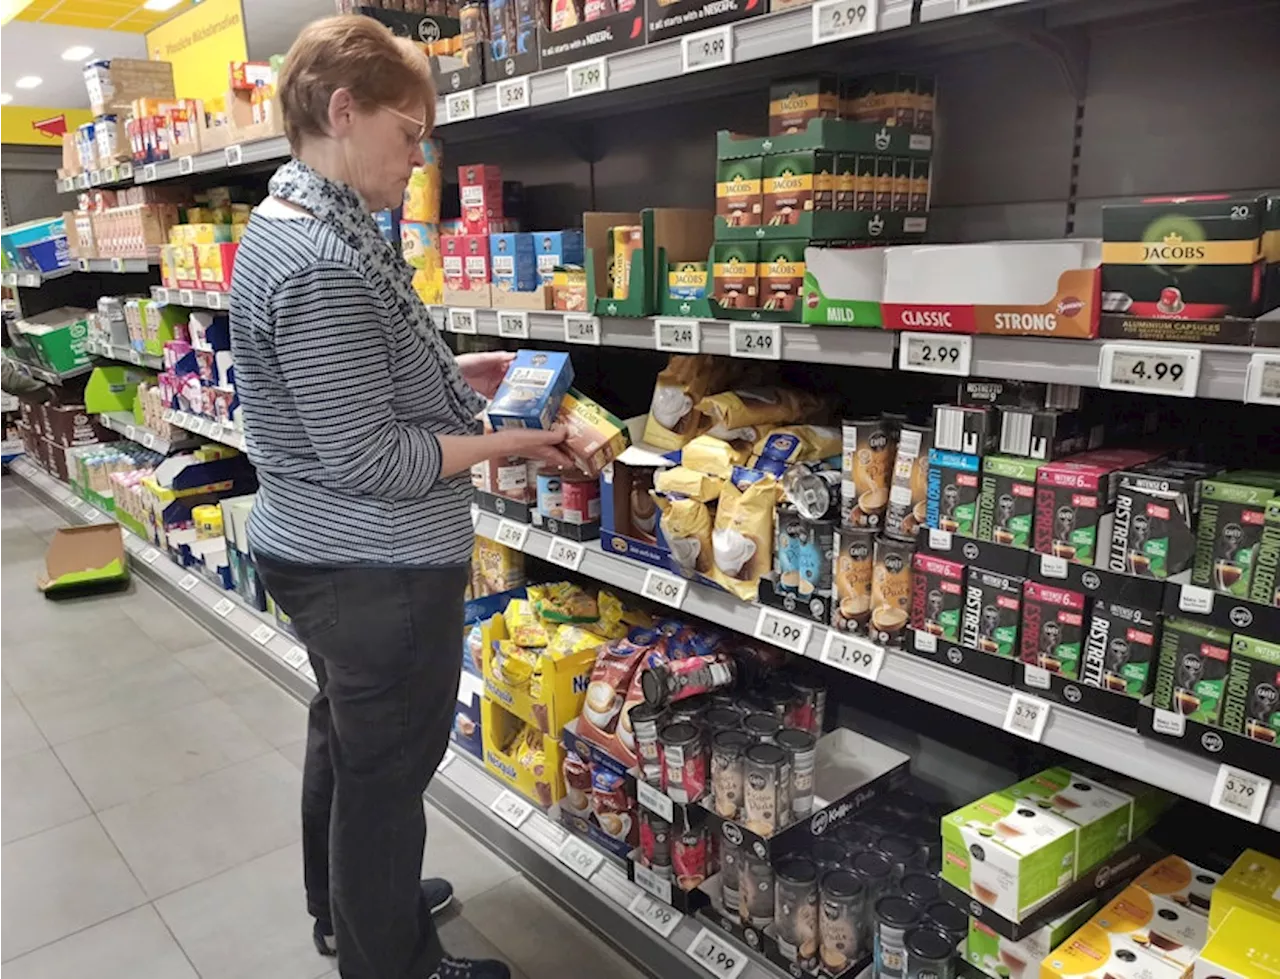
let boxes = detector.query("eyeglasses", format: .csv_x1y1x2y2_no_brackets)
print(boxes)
383,104,429,143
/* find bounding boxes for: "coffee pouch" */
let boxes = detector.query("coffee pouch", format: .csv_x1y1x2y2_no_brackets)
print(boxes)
711,475,778,602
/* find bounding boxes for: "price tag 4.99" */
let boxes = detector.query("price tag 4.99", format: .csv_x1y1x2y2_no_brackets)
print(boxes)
496,76,530,112
899,332,972,376
563,314,601,345
821,631,884,681
654,318,700,354
566,58,608,98
730,322,781,360
494,519,530,552
687,927,747,979
681,25,732,73
1210,764,1271,824
641,569,688,609
1003,692,1051,742
546,537,585,571
812,0,879,45
754,608,813,654
1098,344,1201,398
496,310,530,339
629,890,681,937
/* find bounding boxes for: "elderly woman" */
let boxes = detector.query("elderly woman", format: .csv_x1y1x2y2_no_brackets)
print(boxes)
229,16,569,979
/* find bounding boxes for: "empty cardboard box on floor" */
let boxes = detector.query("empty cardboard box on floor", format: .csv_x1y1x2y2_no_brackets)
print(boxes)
37,524,128,594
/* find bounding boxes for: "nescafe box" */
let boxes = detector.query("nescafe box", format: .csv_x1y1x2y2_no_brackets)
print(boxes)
1081,599,1160,698
961,566,1024,659
910,552,965,642
759,239,806,313
716,157,763,229
978,455,1043,549
1152,617,1232,726
1222,634,1280,746
1108,461,1222,580
1020,580,1087,680
712,242,759,309
768,75,839,136
927,449,981,537
1100,196,1265,319
763,150,835,227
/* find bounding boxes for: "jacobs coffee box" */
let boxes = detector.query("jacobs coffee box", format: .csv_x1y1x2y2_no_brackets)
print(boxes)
927,449,981,537
712,242,759,309
1021,579,1087,679
1191,471,1280,598
716,157,762,228
910,552,965,642
768,74,839,136
759,240,806,313
1108,460,1222,580
1249,498,1280,607
1223,634,1280,747
1081,598,1160,698
960,566,1023,659
763,150,834,227
1152,616,1232,727
977,455,1043,549
1100,196,1266,319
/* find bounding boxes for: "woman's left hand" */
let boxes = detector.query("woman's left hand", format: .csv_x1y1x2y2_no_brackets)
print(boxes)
456,351,516,399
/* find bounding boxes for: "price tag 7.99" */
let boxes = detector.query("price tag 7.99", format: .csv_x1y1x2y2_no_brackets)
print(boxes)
629,890,682,937
641,569,688,609
563,314,600,345
899,332,972,376
496,76,530,112
445,90,476,123
566,58,607,98
494,519,530,552
681,25,732,73
447,308,478,334
1098,344,1201,398
654,318,700,354
1003,692,1051,742
754,608,813,654
1210,764,1271,824
821,631,884,681
730,322,781,360
546,536,585,571
812,0,878,45
687,927,747,979
496,310,530,339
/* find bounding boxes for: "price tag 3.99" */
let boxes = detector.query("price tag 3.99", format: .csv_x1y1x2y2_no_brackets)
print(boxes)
566,58,607,98
496,310,530,339
754,608,813,654
447,308,478,334
629,889,682,937
899,332,972,376
556,836,605,880
641,569,688,609
494,519,530,551
730,322,781,360
563,314,601,345
1098,344,1201,398
546,536,585,571
1210,764,1271,824
654,318,700,354
687,927,747,979
812,0,879,45
445,90,476,124
496,76,530,112
681,26,732,73
821,631,884,681
491,790,533,828
1003,692,1051,742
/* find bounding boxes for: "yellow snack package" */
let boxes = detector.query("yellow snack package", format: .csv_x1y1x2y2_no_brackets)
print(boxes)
697,388,824,441
493,640,537,687
531,582,599,624
710,475,778,601
546,624,609,660
681,435,750,480
653,493,715,577
654,465,724,502
503,599,550,648
643,355,739,451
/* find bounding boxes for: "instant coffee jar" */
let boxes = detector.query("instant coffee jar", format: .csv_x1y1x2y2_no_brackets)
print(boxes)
878,835,925,880
899,872,940,908
743,742,791,837
762,677,800,720
740,853,775,928
811,838,849,872
874,895,922,979
659,721,706,804
629,703,667,786
742,711,783,744
774,857,820,963
922,901,967,952
711,729,751,820
904,926,957,979
852,850,896,944
642,652,737,707
720,836,743,915
775,727,817,818
704,706,745,734
819,869,866,975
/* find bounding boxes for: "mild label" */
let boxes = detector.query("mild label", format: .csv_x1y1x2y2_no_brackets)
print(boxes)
642,569,688,609
1210,765,1271,824
681,26,732,73
1099,344,1201,398
812,0,879,45
900,332,972,376
566,58,607,98
754,608,813,653
497,77,530,112
730,322,781,360
821,631,884,680
654,318,700,354
1003,692,1051,742
445,90,476,124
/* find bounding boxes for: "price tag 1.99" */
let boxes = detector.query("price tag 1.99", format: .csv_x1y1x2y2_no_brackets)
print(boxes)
821,631,884,681
812,0,879,45
563,314,601,345
730,322,781,360
1003,692,1051,742
490,790,533,829
681,25,732,73
754,608,813,654
566,58,607,98
1098,344,1201,398
494,519,530,551
447,308,478,334
556,836,605,880
445,90,476,124
546,537,585,571
496,76,530,112
496,310,530,339
899,332,972,376
636,779,674,823
654,318,700,354
687,927,748,979
1244,353,1280,406
1210,765,1271,824
641,569,688,609
629,890,682,937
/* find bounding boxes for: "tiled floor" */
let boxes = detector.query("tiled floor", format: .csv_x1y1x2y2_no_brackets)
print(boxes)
1,479,649,979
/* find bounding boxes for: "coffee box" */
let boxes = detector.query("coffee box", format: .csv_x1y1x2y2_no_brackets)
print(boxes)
488,349,575,430
926,449,981,537
1109,461,1222,580
1223,634,1280,747
1009,768,1134,873
1249,497,1280,607
1101,196,1266,319
759,239,806,313
489,232,538,293
842,417,896,530
959,380,1084,410
915,75,936,132
910,159,931,212
1133,855,1220,917
892,72,917,127
458,233,491,286
965,902,1095,979
1191,471,1280,598
712,241,759,309
977,455,1042,549
1152,616,1232,726
442,234,468,289
910,552,965,643
1211,848,1280,930
1264,193,1280,314
854,154,876,211
833,153,857,211
961,567,1023,659
873,156,894,212
890,158,912,211
763,151,834,227
1194,907,1278,979
934,404,998,456
845,73,897,124
768,75,839,136
716,157,763,228
1081,599,1159,699
997,408,1099,462
667,262,709,302
1020,580,1087,680
534,230,584,286
1043,921,1189,979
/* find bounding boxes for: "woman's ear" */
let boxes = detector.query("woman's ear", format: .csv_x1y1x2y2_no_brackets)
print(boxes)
328,87,357,137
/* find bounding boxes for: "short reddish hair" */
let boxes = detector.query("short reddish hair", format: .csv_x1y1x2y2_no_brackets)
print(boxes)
279,15,436,151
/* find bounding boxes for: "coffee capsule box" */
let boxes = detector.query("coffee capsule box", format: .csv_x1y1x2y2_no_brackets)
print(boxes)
712,242,759,309
1152,616,1232,727
1194,907,1277,979
1211,848,1280,930
1191,471,1280,598
1043,920,1189,979
998,408,1100,462
1008,768,1135,874
1109,461,1222,580
716,157,763,228
768,74,839,136
909,552,964,643
1222,634,1280,747
926,449,981,537
1080,599,1160,698
1091,884,1208,967
1132,854,1220,917
1020,580,1087,680
960,566,1023,659
977,455,1042,549
1249,497,1280,606
959,380,1083,410
763,150,835,227
965,901,1095,979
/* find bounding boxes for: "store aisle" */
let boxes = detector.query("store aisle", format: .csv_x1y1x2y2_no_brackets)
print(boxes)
1,480,649,979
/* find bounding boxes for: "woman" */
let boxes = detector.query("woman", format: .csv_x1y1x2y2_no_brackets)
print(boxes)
229,16,570,979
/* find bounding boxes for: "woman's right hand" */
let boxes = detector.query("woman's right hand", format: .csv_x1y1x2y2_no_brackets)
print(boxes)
501,426,576,469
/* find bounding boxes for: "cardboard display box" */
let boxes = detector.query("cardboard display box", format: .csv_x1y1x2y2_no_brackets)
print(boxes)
38,524,128,594
480,612,598,737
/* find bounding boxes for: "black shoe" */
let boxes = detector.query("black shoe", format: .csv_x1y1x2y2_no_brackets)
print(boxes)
313,878,456,957
431,955,511,979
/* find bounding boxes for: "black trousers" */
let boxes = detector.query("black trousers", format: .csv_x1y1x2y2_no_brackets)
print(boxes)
256,554,466,979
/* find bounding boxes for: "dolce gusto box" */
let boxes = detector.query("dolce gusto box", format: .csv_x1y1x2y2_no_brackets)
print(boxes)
1009,768,1134,873
488,350,574,430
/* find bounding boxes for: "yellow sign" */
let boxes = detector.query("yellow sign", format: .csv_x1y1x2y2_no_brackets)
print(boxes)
145,0,247,103
1,105,93,146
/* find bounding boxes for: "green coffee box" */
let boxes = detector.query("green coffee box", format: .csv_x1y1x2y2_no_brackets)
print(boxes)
941,783,1080,920
1009,768,1135,874
1087,772,1174,839
1248,498,1280,607
1192,471,1280,598
967,900,1096,979
1152,617,1233,726
927,449,981,538
978,455,1042,549
1223,634,1280,747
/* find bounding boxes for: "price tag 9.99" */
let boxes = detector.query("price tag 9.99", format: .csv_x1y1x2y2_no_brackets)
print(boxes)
687,927,747,979
821,631,884,681
1003,692,1051,742
899,332,972,376
447,308,478,334
566,58,607,98
812,0,878,45
496,76,530,112
496,310,530,339
641,569,688,609
445,90,476,124
629,889,682,937
654,318,700,354
563,314,601,345
546,536,585,571
1098,344,1201,398
730,322,781,360
681,25,732,73
754,608,813,654
556,836,605,880
1209,764,1271,824
494,519,530,552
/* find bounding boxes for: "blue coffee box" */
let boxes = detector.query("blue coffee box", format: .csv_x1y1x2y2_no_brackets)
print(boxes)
488,349,575,430
534,230,585,286
489,232,538,293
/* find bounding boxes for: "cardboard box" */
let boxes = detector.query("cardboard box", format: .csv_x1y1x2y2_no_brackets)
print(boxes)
1008,768,1134,873
910,551,965,642
763,150,834,227
1250,497,1280,607
768,75,839,136
534,230,584,286
1080,599,1159,698
712,241,759,309
1223,634,1280,746
14,307,93,374
459,164,503,235
480,613,598,736
481,697,565,807
1092,885,1206,967
1042,921,1188,979
965,901,1095,979
716,156,763,229
37,524,128,593
1151,617,1233,725
1021,580,1087,680
1108,461,1222,579
961,566,1024,659
998,408,1099,462
934,404,997,457
488,350,574,431
489,232,538,293
927,449,981,537
556,388,627,478
1133,855,1220,917
1191,471,1280,598
1193,907,1279,979
978,456,1043,548
1210,849,1280,930
84,58,174,117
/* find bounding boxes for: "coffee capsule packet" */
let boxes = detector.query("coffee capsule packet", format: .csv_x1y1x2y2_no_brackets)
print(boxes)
503,599,550,647
682,435,751,480
653,493,715,576
654,465,724,502
644,355,737,451
711,475,778,601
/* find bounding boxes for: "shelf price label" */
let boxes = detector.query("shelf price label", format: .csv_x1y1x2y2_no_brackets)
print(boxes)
447,307,478,334
1022,664,1053,690
128,349,143,365
687,928,747,979
212,597,235,618
636,780,675,823
1003,692,1051,742
563,314,601,345
641,569,688,609
141,163,157,183
125,424,137,442
546,536,585,571
654,318,700,354
812,0,879,45
206,292,228,310
490,790,534,828
1210,765,1271,824
111,257,126,273
556,835,605,880
821,631,884,681
681,26,732,73
179,290,195,306
283,645,310,670
445,90,477,123
494,518,530,551
629,889,681,936
251,624,276,645
754,607,813,654
178,156,194,176
1244,353,1280,405
1177,584,1216,615
1098,344,1201,398
566,58,608,98
225,144,243,167
496,310,530,339
141,547,161,564
78,258,91,272
496,76,530,112
118,161,133,181
899,332,972,376
1151,708,1186,738
730,322,781,360
178,573,199,592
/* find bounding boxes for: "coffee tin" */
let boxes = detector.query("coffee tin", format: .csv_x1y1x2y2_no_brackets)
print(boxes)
811,838,849,872
877,835,924,880
639,809,672,877
787,677,827,735
922,900,967,950
704,706,745,733
629,702,667,786
875,895,922,979
783,464,843,522
560,470,600,524
775,508,837,601
642,652,736,707
742,712,782,744
659,721,707,805
711,729,751,820
667,696,710,726
899,873,940,908
819,869,866,975
776,727,817,818
740,853,776,928
774,857,820,963
853,850,895,944
834,527,876,634
673,822,709,891
743,743,790,837
904,926,956,979
837,821,880,853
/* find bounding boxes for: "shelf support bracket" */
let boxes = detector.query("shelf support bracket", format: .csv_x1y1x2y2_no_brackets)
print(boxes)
992,15,1090,102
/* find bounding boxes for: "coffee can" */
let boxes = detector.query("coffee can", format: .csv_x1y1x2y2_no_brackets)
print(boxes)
774,857,820,964
658,721,707,804
922,900,967,952
834,527,876,634
774,508,836,600
535,467,565,520
787,677,827,736
720,836,742,915
838,821,880,853
819,869,866,975
899,873,940,908
877,835,925,880
904,926,957,979
762,677,801,720
743,742,790,838
710,729,751,820
560,469,600,524
639,809,672,877
853,850,896,946
776,727,817,818
742,711,783,744
704,706,745,733
783,464,843,522
874,895,922,979
673,822,709,892
641,652,737,707
667,695,710,727
811,838,850,872
740,853,776,928
629,702,666,786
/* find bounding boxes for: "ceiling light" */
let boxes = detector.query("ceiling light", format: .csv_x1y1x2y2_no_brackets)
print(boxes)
142,0,184,10
0,93,12,105
15,76,42,89
62,46,94,61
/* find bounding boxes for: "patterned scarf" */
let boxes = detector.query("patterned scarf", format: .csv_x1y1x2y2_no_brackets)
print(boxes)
268,159,487,429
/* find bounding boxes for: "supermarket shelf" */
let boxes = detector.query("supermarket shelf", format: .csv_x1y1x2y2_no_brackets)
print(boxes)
0,353,94,385
151,285,232,311
474,512,1280,830
57,162,135,194
86,338,165,370
97,410,201,454
1,267,74,289
72,257,157,274
8,456,802,979
135,135,290,186
161,407,246,450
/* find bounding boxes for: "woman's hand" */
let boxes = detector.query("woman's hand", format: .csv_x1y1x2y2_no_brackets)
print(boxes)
501,426,576,470
456,351,515,399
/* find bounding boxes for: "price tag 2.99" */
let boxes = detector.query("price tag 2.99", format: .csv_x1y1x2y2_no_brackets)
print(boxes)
754,608,813,654
730,322,781,360
445,90,477,124
812,0,878,45
496,310,530,339
681,25,732,73
1098,344,1201,398
687,927,747,979
494,519,530,552
1210,764,1271,824
556,836,605,880
563,314,601,345
566,58,607,98
491,790,533,828
496,76,530,112
641,569,688,609
546,536,585,571
821,631,884,681
629,890,682,937
654,318,700,354
1003,692,1051,742
447,308,478,334
899,332,972,376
